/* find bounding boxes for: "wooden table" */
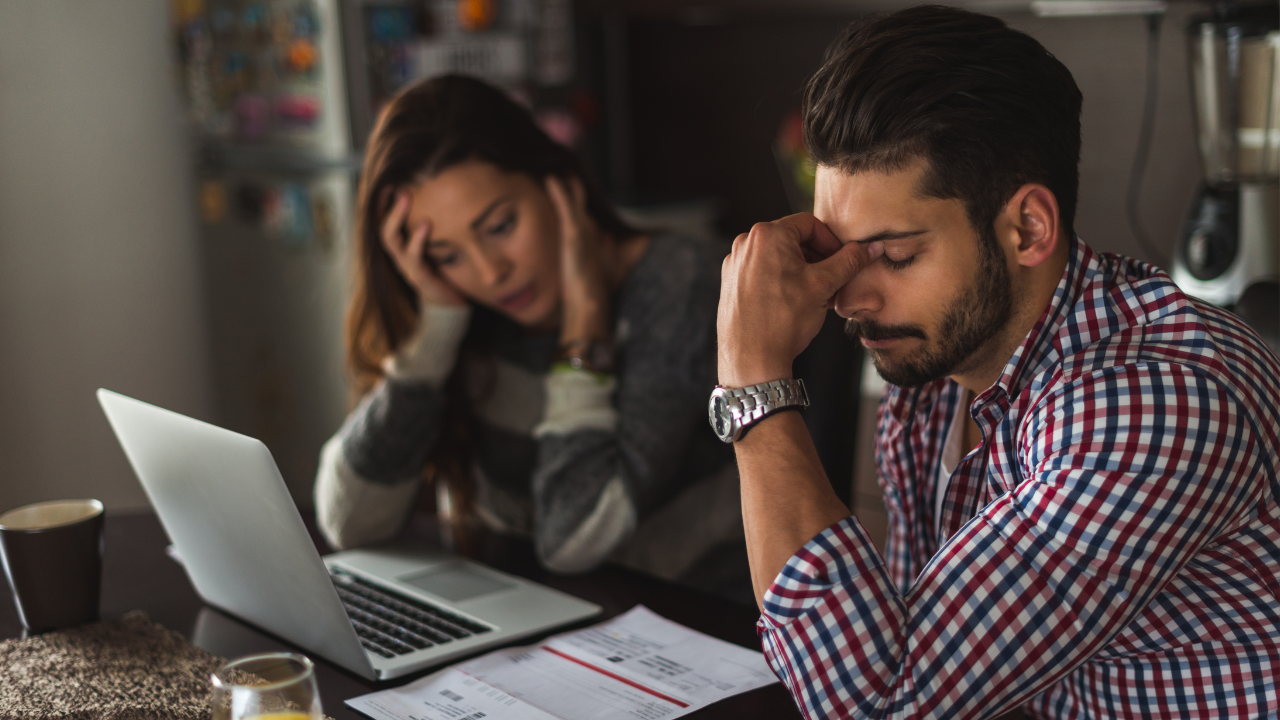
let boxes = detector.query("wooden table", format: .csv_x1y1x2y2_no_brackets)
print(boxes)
0,510,801,720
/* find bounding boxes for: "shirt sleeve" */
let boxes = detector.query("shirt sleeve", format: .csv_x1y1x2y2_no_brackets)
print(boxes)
313,303,470,550
529,237,724,573
757,362,1268,719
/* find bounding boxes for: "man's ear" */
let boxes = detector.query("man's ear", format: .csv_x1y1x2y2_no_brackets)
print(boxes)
1000,184,1060,268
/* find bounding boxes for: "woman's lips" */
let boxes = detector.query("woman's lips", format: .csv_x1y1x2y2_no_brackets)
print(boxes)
497,282,538,313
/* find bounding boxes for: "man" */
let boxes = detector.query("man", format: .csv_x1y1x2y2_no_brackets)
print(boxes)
714,6,1280,719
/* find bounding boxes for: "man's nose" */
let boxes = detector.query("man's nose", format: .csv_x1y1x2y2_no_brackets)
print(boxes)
832,269,881,319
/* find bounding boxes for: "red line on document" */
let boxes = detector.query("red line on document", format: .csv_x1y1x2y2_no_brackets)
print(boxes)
541,646,690,708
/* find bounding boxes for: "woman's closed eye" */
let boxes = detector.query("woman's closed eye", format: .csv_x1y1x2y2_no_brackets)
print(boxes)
426,241,461,267
485,211,516,237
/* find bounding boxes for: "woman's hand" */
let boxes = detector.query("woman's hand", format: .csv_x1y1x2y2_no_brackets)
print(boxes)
380,190,466,308
546,176,611,344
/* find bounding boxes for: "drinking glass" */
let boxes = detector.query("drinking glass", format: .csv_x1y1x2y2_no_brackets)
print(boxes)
211,652,323,720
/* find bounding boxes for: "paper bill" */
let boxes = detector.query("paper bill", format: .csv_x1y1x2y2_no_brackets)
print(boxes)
348,606,777,720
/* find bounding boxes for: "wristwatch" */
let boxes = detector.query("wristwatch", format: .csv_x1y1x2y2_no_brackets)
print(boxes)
708,378,809,443
557,338,616,374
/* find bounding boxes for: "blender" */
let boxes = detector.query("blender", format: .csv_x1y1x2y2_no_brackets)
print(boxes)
1173,1,1280,308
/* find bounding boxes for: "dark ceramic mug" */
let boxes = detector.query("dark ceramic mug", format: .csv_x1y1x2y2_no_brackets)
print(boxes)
0,499,104,635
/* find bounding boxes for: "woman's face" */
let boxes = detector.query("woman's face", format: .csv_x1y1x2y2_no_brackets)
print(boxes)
403,160,562,328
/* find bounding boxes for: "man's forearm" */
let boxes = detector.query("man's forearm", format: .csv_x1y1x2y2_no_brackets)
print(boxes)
715,213,873,608
736,410,852,609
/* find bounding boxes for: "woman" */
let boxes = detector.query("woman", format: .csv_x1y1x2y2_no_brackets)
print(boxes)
315,75,739,579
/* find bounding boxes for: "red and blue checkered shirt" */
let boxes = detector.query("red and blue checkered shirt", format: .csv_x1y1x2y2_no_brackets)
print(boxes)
758,237,1280,719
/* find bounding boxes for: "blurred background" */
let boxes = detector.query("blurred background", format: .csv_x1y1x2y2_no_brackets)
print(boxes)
0,0,1263,544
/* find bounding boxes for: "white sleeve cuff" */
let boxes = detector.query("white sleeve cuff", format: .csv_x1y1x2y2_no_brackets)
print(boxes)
533,369,618,437
383,303,472,386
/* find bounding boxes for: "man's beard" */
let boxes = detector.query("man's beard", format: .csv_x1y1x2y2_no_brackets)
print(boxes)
845,239,1013,388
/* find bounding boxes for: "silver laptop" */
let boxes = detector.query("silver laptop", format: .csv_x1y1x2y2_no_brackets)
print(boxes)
97,389,600,681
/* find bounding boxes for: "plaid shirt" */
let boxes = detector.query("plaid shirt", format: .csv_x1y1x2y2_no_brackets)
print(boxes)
758,237,1280,719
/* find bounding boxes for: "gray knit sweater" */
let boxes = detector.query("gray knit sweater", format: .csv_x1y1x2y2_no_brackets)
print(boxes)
314,234,739,576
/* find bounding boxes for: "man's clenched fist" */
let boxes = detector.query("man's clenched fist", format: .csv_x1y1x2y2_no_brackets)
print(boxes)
717,213,881,388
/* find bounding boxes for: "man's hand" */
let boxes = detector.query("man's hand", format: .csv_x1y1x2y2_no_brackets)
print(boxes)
717,213,881,387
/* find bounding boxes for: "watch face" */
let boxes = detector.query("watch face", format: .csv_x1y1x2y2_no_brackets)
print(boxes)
708,390,731,441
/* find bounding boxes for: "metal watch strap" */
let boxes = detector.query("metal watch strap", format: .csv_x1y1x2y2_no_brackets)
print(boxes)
710,378,809,443
722,378,809,424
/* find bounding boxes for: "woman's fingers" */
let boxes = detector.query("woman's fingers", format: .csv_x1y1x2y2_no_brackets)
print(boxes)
380,192,413,257
547,174,611,340
404,218,432,267
567,176,588,221
545,175,576,241
407,221,464,307
375,189,463,306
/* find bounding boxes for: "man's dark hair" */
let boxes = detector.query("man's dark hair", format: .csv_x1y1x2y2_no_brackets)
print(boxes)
803,6,1083,241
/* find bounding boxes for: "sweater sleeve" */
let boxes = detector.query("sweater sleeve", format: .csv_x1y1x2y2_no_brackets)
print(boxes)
529,236,723,573
314,304,470,550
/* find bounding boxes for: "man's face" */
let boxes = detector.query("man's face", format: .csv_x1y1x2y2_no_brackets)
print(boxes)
816,160,1014,388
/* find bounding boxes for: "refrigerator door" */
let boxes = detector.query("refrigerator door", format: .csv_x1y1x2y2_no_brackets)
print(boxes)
173,0,359,501
196,169,354,502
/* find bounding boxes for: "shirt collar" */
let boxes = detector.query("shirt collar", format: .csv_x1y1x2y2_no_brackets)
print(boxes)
976,234,1095,406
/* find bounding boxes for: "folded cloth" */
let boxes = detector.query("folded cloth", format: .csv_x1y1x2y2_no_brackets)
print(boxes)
0,611,325,720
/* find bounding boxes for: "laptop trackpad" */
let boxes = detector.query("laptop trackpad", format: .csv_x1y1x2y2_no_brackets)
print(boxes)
399,563,514,602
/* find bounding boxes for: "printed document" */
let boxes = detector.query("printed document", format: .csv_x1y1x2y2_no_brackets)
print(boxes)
347,605,778,720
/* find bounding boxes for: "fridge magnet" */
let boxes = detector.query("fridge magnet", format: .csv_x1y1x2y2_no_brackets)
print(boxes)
311,190,335,252
292,4,319,38
286,37,318,74
200,180,228,224
172,0,206,25
458,0,497,32
262,186,285,237
275,94,321,129
281,183,313,248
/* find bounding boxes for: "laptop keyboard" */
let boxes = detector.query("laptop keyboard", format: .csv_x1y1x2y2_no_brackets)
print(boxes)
329,567,492,659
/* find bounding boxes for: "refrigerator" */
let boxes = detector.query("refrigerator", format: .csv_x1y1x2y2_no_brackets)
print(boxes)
169,0,579,504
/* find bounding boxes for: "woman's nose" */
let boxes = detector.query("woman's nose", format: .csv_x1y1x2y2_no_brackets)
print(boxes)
473,247,513,286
